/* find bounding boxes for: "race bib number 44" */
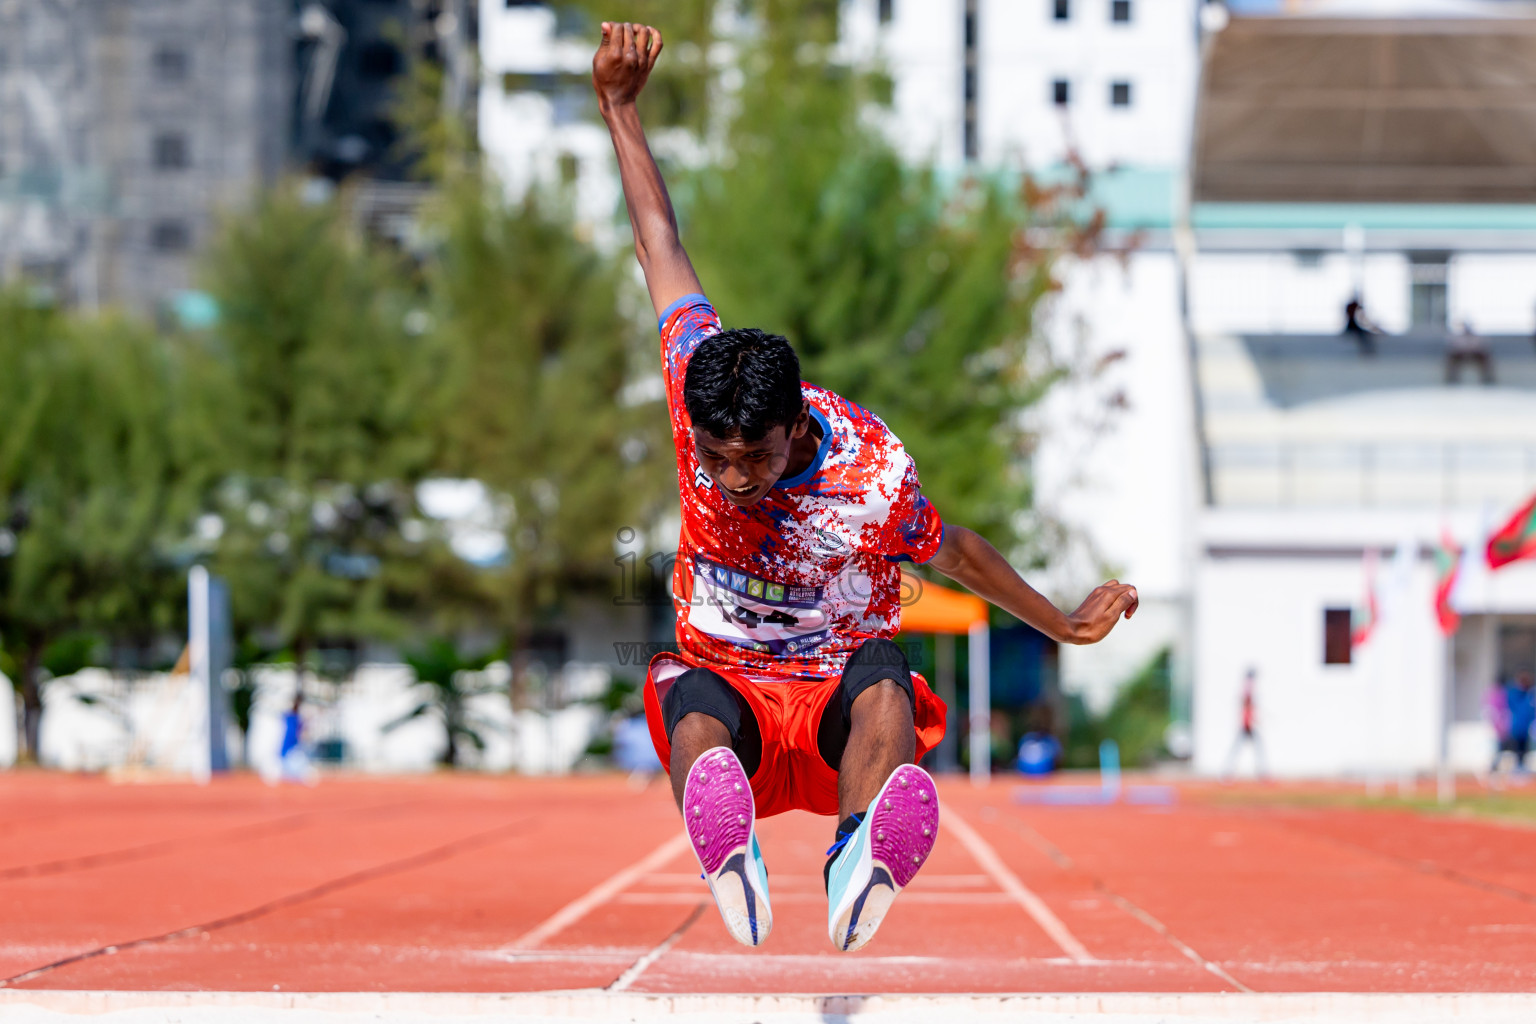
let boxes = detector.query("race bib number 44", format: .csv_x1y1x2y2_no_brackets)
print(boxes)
689,554,833,656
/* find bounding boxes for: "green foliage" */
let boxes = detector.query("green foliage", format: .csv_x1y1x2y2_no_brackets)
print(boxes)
40,632,103,680
1062,648,1172,769
389,39,475,183
671,1,1066,552
422,182,672,645
0,293,190,759
560,0,718,132
195,187,446,658
393,637,505,767
588,675,640,715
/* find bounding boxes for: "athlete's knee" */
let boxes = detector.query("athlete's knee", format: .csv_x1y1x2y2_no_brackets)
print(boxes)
672,710,732,748
842,639,915,720
850,678,914,725
845,637,910,674
660,667,763,777
662,668,743,743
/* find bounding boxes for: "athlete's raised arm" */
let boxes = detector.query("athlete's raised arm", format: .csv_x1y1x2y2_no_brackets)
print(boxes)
926,526,1137,645
593,21,702,318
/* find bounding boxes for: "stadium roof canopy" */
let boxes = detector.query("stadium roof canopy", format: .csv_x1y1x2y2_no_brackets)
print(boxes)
1195,1,1536,203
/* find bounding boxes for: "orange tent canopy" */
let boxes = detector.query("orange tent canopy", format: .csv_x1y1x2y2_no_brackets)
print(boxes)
898,570,987,634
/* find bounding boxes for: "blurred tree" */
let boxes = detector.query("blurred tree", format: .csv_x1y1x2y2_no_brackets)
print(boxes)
390,17,673,710
0,295,189,761
387,637,503,767
194,188,456,677
1062,647,1172,769
422,181,671,707
561,0,717,134
666,0,1096,555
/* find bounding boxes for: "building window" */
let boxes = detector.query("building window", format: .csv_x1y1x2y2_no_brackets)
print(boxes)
1324,608,1353,665
1409,252,1450,332
1112,0,1132,22
1110,81,1132,107
150,220,190,253
1054,0,1071,20
153,132,189,170
879,0,895,23
357,41,402,80
1052,78,1070,106
153,46,189,83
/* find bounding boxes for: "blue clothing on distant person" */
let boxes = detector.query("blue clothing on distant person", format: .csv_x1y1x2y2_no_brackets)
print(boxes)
280,711,303,758
1505,683,1536,740
1017,732,1062,776
613,714,663,772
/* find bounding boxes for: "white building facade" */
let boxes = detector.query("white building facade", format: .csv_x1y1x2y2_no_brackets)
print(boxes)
1185,3,1536,776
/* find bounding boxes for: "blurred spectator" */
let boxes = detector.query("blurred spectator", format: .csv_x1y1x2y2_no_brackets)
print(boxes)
1343,294,1381,355
1445,320,1494,385
1017,730,1062,775
613,713,662,777
1015,703,1061,776
1492,673,1535,779
1485,677,1512,770
1223,667,1268,781
266,691,317,785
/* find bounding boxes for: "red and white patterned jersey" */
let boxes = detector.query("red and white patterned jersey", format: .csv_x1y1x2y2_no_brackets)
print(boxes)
658,294,945,682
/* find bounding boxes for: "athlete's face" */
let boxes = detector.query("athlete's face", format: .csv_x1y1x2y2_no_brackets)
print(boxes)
692,411,811,507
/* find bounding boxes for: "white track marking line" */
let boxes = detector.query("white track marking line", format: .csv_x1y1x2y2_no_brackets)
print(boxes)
945,809,1094,964
1103,891,1253,993
606,902,706,992
506,833,689,950
995,813,1251,992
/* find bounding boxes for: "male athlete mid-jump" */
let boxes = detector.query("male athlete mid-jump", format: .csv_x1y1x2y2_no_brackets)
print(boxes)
594,22,1137,952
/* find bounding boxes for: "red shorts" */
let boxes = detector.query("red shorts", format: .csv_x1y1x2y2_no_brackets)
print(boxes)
642,651,948,818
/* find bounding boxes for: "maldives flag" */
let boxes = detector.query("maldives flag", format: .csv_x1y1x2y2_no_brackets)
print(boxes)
1434,531,1462,634
1351,549,1379,647
1487,494,1536,570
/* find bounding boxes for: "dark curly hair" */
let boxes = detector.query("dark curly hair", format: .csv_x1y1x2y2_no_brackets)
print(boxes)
682,328,803,441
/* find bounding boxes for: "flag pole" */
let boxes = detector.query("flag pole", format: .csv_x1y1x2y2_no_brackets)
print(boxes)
1438,630,1454,805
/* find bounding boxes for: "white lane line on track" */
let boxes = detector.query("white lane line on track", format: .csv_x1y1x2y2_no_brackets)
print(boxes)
606,901,707,992
993,813,1252,993
945,810,1094,964
1103,891,1252,993
506,833,690,950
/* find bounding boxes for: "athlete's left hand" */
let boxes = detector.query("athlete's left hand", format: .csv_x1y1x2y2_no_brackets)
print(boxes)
593,21,663,111
1063,580,1138,644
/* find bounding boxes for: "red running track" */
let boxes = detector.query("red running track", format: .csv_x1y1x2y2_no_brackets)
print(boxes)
2,772,1535,993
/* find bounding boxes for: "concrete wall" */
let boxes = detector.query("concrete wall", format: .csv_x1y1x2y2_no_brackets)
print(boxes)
1194,550,1445,777
1031,249,1198,708
27,662,614,777
977,0,1196,169
1190,250,1536,337
1193,510,1536,777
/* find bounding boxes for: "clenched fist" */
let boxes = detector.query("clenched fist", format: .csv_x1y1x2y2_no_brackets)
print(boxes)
592,21,664,113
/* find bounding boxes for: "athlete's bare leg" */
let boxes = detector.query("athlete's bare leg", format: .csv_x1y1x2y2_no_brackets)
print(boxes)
838,679,916,820
670,711,732,813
